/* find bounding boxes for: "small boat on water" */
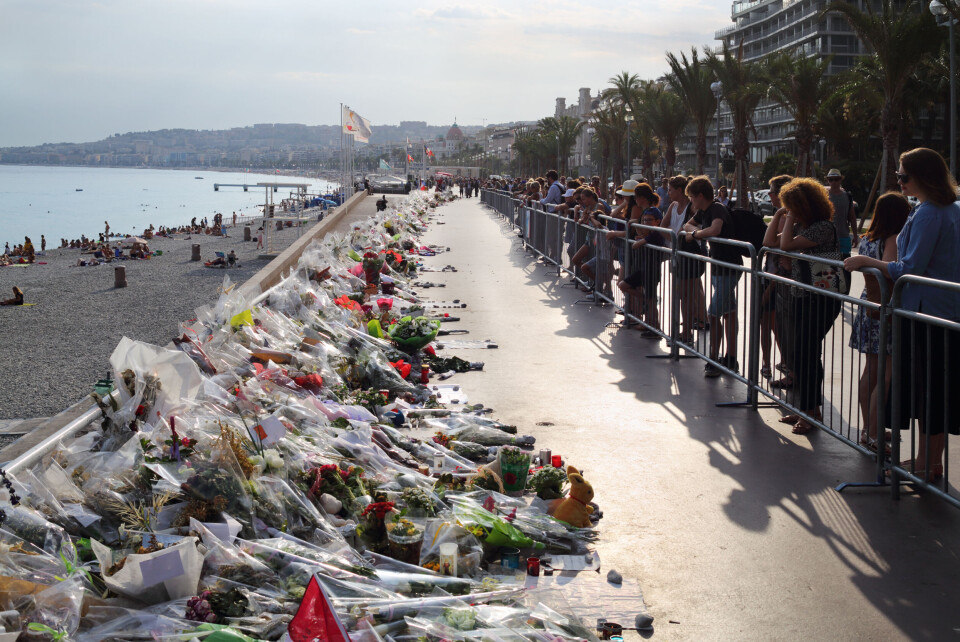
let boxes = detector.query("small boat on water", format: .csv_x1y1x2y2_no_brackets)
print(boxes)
194,176,204,179
76,188,83,191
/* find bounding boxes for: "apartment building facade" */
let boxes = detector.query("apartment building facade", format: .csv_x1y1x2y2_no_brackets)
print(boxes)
677,0,867,174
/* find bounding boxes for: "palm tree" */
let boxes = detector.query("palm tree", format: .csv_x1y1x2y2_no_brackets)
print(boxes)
826,0,941,191
642,85,689,176
603,72,643,177
589,105,628,188
666,47,717,174
765,50,837,177
706,42,766,208
537,115,585,176
602,71,643,110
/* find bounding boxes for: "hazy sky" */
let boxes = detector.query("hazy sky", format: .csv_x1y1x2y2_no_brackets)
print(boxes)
0,0,732,147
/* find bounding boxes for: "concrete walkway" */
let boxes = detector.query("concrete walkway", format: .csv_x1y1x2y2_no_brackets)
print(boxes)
419,195,960,641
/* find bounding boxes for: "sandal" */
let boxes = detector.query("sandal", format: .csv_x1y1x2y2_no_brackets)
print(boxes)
858,432,892,456
760,365,772,379
770,376,794,389
895,460,944,481
779,414,800,425
792,419,814,435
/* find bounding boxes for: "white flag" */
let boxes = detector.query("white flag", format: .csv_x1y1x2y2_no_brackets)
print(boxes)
342,106,372,143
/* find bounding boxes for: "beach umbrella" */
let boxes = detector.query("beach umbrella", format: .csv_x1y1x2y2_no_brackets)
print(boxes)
121,236,147,246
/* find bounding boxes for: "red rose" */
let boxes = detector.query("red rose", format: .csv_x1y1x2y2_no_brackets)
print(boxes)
504,473,517,485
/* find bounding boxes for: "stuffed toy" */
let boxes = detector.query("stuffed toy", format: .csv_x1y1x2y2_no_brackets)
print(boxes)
547,466,595,528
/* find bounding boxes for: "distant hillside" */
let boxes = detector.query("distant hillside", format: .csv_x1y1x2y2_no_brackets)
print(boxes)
0,121,485,168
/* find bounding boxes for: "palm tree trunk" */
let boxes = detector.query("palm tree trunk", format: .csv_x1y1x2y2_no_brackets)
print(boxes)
861,149,886,230
665,137,677,176
696,123,707,175
880,100,900,192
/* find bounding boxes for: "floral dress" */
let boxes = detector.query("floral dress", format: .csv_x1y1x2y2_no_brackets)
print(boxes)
849,236,886,354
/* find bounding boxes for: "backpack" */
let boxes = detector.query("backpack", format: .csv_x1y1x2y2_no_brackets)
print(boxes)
726,206,768,257
796,222,851,296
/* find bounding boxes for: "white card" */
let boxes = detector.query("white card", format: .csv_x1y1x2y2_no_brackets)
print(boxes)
138,549,185,585
203,513,243,543
254,415,286,446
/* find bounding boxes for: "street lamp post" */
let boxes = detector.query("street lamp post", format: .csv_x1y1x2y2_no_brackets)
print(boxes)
625,105,634,179
931,0,956,176
711,80,723,187
556,134,561,175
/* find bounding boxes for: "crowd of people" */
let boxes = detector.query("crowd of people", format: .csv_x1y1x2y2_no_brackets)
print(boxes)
484,147,960,481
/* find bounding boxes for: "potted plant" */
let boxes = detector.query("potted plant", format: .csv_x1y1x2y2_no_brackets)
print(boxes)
386,517,424,564
498,446,531,495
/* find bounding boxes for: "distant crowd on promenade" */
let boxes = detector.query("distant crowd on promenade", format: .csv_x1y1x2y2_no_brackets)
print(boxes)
482,147,960,481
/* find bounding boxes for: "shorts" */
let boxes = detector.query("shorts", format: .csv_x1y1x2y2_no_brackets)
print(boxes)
709,269,741,317
584,257,597,270
625,266,661,294
838,236,852,256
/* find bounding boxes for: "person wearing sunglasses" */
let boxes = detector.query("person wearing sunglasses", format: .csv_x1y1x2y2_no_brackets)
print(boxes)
844,147,960,481
825,168,859,258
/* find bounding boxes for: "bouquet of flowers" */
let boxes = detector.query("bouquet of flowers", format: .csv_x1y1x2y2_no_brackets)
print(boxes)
361,252,384,285
528,465,567,500
387,316,440,353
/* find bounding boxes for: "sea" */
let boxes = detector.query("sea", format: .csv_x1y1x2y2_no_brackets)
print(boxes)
0,165,337,247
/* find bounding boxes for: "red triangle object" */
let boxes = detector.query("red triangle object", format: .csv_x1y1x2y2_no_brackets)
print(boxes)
288,574,350,642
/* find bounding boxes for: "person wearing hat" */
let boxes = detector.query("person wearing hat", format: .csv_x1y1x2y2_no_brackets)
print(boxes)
825,168,859,258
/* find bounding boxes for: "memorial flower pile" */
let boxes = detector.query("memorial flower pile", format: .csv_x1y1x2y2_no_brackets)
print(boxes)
0,191,608,642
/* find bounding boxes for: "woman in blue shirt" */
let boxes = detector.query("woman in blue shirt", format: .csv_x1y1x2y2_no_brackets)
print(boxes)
845,147,960,480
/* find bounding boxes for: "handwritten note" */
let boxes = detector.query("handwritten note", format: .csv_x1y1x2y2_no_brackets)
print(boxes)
138,549,185,585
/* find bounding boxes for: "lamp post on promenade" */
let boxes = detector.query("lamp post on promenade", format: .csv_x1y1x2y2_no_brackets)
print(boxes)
625,105,634,179
711,80,723,187
931,0,956,176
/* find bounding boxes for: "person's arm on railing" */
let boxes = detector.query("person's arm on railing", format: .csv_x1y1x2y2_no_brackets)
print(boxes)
846,207,936,281
763,208,787,247
778,214,817,252
682,214,722,240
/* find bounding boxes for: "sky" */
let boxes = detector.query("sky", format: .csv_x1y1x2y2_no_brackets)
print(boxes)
0,0,733,147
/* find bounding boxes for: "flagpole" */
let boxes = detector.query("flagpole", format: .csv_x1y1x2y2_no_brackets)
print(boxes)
339,103,344,202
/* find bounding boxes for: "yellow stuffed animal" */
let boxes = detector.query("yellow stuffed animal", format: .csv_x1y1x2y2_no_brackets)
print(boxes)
547,466,595,528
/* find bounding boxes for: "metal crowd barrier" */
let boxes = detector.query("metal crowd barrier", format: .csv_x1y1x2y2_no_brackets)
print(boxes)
479,188,959,509
887,275,960,508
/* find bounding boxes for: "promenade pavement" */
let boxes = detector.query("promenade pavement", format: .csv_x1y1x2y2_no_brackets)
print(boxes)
417,193,960,641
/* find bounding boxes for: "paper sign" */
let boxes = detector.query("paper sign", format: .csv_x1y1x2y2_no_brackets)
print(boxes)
548,552,601,572
138,549,185,586
254,415,286,446
203,514,243,543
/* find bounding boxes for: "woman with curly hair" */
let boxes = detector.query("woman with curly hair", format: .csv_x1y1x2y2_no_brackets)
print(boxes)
778,177,843,434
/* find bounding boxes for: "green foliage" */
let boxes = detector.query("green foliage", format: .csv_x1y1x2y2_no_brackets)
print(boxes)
760,153,798,183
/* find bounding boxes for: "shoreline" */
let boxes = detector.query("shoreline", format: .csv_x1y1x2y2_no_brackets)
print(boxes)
0,193,392,421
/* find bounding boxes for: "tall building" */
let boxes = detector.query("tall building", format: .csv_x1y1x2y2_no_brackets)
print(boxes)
554,88,602,175
677,0,867,173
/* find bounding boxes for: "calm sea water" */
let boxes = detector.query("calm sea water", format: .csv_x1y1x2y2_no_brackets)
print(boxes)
0,165,336,247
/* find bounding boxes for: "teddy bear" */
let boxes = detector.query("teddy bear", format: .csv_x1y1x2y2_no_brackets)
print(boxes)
547,466,595,528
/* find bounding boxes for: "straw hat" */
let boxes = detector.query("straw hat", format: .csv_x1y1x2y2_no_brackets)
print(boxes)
826,168,842,178
617,180,639,196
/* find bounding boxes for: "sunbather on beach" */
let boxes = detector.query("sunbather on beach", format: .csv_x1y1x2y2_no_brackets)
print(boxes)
0,287,24,306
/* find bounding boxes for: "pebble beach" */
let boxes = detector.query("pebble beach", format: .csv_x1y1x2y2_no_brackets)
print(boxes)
0,196,386,421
